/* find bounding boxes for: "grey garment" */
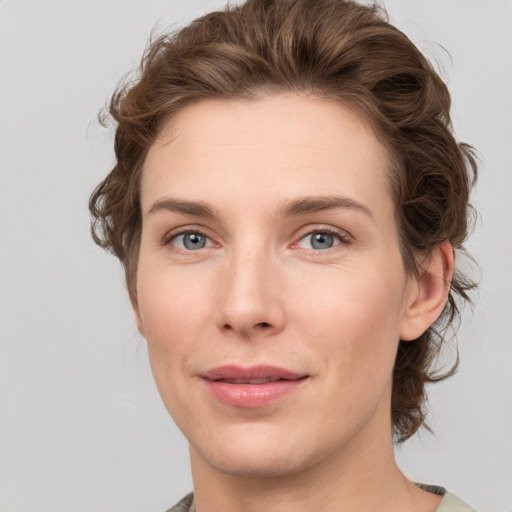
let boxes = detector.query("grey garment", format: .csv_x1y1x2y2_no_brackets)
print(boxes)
164,486,477,512
437,492,477,512
164,492,193,512
415,484,477,512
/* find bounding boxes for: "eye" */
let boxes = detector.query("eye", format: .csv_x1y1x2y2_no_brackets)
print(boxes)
296,230,345,250
170,231,212,251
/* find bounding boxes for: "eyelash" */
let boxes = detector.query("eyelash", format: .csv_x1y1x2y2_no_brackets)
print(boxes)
292,225,352,252
162,225,352,252
161,228,215,250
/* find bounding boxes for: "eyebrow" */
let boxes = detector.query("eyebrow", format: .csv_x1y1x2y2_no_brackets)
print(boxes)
147,198,217,218
147,195,373,220
279,195,374,220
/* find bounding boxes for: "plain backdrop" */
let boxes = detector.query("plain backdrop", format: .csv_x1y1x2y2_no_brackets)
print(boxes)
1,1,511,511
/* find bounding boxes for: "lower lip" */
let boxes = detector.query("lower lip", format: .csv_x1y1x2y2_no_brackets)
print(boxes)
204,378,307,407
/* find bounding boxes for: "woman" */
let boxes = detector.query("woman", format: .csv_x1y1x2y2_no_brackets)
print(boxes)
90,1,477,510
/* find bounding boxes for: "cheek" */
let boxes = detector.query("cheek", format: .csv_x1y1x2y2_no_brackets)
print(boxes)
135,268,215,428
136,266,213,368
295,263,406,378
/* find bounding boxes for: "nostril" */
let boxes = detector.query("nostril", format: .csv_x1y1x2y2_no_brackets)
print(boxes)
220,321,273,334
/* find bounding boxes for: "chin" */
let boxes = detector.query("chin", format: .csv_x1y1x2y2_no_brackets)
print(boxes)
200,447,307,479
189,423,331,480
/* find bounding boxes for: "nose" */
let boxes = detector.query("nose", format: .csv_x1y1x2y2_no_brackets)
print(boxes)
215,248,286,340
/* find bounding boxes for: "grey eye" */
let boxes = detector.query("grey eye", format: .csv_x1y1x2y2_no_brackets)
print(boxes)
296,231,343,251
179,233,208,250
310,232,335,250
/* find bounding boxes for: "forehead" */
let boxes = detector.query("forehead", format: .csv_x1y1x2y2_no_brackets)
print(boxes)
141,93,393,217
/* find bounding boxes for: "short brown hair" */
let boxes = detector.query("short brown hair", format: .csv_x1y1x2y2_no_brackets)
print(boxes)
89,0,477,442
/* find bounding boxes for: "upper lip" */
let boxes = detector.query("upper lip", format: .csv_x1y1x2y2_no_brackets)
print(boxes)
201,365,307,382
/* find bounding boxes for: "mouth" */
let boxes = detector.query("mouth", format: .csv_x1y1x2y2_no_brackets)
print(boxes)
217,377,285,384
202,364,307,382
201,365,309,407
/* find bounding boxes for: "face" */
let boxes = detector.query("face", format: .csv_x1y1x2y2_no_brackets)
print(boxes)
136,93,418,479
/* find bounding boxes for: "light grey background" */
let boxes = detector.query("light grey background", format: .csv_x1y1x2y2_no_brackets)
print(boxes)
0,1,510,511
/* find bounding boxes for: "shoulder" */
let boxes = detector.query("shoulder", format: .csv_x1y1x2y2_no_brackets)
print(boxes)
164,488,478,512
436,491,478,512
163,492,194,512
416,483,478,512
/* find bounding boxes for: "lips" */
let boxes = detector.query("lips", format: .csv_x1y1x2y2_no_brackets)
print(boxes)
202,365,305,382
201,365,308,407
220,377,281,384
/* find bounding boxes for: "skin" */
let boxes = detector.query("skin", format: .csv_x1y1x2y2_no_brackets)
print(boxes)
134,93,453,512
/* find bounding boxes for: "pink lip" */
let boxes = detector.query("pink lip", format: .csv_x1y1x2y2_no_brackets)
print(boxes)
201,365,309,408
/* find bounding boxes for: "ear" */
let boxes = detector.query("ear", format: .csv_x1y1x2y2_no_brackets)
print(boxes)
131,299,146,338
400,241,454,341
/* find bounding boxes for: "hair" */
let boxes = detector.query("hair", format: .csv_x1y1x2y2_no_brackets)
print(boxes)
89,0,477,442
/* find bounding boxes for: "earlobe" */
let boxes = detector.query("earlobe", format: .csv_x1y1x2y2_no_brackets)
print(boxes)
132,301,146,338
129,283,146,337
399,241,454,341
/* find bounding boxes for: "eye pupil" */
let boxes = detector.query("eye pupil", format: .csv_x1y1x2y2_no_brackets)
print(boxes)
183,233,206,250
311,232,334,250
